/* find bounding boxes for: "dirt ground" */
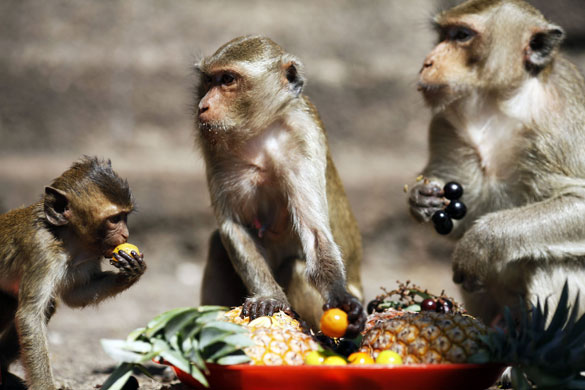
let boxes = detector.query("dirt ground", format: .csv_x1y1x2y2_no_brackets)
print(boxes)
1,1,584,389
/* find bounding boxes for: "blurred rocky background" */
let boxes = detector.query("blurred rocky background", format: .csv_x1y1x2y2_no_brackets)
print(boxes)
1,1,583,388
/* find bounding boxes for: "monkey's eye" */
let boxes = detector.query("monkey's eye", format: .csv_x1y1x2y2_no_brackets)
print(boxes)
108,213,126,225
448,26,475,43
220,73,236,86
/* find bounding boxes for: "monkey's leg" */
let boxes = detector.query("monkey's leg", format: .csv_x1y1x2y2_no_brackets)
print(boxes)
200,230,248,307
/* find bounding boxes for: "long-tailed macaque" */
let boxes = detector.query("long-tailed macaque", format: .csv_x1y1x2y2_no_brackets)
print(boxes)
408,0,585,324
196,36,366,335
0,156,146,390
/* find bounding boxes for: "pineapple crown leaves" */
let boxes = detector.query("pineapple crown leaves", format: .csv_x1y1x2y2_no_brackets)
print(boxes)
100,306,254,390
470,281,585,390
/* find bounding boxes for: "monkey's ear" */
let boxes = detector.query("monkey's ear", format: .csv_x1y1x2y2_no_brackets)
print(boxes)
281,57,305,97
44,186,70,226
525,25,565,76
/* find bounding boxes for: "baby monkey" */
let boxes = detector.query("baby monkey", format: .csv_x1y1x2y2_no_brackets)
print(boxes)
0,156,146,390
196,36,366,335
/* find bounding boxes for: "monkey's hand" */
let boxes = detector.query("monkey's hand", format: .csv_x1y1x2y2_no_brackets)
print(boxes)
111,250,146,284
451,220,497,292
241,296,292,320
323,293,366,339
408,179,446,222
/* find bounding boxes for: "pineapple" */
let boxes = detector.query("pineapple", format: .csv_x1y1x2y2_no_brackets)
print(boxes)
360,281,488,364
223,307,320,366
360,310,487,364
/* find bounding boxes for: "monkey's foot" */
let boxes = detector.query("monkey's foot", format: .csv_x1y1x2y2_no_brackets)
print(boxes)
241,297,292,320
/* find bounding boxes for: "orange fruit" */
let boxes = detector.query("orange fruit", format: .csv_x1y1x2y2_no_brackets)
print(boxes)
320,308,348,338
112,243,140,259
348,352,374,365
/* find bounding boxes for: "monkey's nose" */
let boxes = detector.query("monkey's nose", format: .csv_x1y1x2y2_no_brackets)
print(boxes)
199,106,209,115
420,60,434,74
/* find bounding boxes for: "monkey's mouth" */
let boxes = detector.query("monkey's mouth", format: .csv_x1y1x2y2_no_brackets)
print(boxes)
417,82,449,105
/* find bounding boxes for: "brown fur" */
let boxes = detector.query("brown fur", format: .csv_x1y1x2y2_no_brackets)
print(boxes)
0,156,145,390
196,36,365,333
410,0,585,324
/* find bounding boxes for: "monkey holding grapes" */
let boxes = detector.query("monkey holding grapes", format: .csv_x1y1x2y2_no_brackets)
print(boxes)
196,36,366,335
0,156,146,390
408,0,585,323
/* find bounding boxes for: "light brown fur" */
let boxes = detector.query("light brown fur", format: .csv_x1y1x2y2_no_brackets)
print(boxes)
196,36,365,334
409,0,585,323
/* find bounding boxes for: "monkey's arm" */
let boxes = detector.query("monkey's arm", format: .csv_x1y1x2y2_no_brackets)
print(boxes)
452,190,585,292
219,219,291,316
61,252,145,307
285,156,365,335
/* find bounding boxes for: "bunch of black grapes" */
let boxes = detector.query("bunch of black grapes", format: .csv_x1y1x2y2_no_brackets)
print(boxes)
431,182,466,235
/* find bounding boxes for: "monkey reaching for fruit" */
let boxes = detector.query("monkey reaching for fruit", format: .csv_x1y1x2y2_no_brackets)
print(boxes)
408,0,585,324
0,156,146,390
195,35,365,336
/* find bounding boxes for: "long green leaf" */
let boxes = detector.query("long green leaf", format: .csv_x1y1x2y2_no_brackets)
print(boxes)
217,354,251,365
160,349,209,388
145,307,195,337
164,310,200,342
101,363,135,390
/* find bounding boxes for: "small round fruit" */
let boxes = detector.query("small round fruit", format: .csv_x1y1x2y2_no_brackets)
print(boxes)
348,352,374,365
112,243,141,260
443,182,464,200
323,356,348,366
431,211,453,235
420,298,437,312
445,200,467,220
320,308,348,338
376,350,403,365
304,351,325,365
437,298,454,313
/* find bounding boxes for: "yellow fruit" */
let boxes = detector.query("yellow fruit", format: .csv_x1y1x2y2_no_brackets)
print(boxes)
376,350,403,365
360,311,488,364
323,356,347,366
112,243,140,259
348,352,374,365
320,308,348,338
223,307,319,366
304,351,325,365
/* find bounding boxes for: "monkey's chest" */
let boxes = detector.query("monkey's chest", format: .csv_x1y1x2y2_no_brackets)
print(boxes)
220,169,292,239
464,116,528,181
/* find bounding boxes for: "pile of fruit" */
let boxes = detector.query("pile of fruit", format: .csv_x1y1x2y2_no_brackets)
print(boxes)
100,281,585,390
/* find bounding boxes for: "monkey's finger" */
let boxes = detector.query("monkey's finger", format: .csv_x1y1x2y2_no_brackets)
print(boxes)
116,250,134,263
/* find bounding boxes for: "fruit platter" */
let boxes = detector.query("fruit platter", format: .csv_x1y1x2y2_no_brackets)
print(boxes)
100,281,585,390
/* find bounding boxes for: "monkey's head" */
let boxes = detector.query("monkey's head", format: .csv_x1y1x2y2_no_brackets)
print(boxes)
194,35,305,148
43,156,135,258
418,0,564,108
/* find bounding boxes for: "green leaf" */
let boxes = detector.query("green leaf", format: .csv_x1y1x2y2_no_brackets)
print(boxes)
164,310,200,342
199,327,229,351
145,307,195,337
101,339,150,363
202,321,249,333
223,333,255,348
100,363,136,390
160,349,209,388
126,327,147,342
217,353,251,365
